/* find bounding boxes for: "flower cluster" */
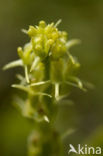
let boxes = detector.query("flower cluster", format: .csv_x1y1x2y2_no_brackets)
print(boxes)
27,20,67,59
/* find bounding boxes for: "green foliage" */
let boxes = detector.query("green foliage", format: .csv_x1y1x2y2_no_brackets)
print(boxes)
3,20,84,156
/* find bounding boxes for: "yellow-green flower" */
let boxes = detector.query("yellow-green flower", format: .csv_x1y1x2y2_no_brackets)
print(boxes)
28,20,68,59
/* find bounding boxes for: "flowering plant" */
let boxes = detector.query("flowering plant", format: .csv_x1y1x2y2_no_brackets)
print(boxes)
3,20,85,156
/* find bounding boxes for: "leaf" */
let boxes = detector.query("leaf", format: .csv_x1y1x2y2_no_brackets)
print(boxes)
21,29,28,34
12,84,30,92
29,80,50,87
65,76,86,91
69,76,83,89
35,92,52,98
67,52,80,67
12,84,52,98
82,80,95,90
66,39,81,50
54,19,62,27
3,59,23,70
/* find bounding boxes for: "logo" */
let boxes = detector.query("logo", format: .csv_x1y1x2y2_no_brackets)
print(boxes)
68,144,102,155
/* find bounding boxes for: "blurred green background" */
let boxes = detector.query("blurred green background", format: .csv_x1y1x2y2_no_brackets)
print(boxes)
0,0,103,155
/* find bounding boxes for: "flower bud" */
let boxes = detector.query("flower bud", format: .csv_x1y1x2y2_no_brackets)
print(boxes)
17,47,23,58
28,26,37,37
39,21,46,28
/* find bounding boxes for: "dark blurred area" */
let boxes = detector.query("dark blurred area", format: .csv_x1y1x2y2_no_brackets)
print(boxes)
0,0,103,155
